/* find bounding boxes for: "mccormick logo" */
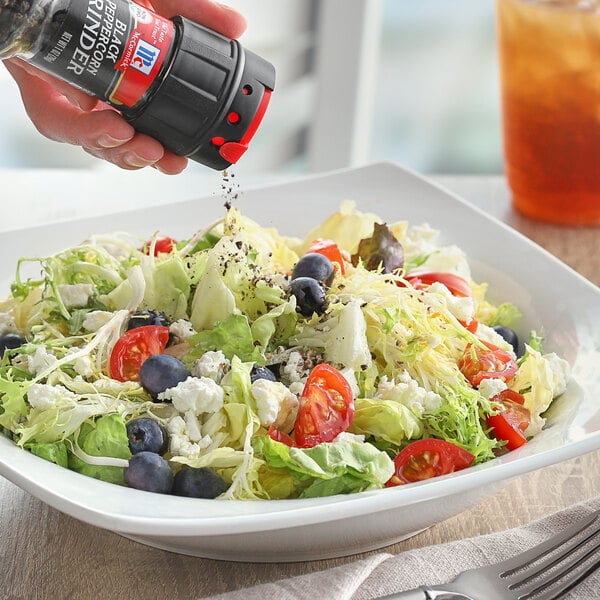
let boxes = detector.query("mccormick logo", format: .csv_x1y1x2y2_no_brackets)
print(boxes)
131,39,160,75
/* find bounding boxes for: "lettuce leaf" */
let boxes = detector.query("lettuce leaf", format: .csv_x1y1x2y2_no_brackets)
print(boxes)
0,373,29,432
67,414,131,485
349,397,423,444
254,433,394,498
509,346,570,436
26,440,69,467
290,299,372,371
186,314,263,365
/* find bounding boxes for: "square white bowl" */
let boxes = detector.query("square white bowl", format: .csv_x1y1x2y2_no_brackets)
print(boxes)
1,163,599,562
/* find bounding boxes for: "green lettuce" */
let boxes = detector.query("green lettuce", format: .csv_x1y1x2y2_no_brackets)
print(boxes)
290,299,372,370
0,373,29,432
254,433,394,499
422,383,498,462
186,314,263,365
251,297,298,351
27,440,69,467
68,414,131,485
350,397,423,444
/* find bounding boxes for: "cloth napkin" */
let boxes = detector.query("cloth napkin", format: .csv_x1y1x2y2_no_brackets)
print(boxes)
207,497,600,600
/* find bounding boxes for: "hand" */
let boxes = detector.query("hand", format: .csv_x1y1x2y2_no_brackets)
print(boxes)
3,1,247,174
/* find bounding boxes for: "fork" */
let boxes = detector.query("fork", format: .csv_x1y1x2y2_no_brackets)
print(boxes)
376,508,600,600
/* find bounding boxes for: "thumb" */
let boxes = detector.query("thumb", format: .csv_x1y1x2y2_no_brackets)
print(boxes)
149,0,247,38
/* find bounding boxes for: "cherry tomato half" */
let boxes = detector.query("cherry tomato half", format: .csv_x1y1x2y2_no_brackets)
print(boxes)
487,389,530,450
109,325,170,382
293,364,354,448
459,341,518,387
386,438,475,487
142,236,177,256
268,425,296,447
459,318,479,333
306,239,347,275
405,271,472,297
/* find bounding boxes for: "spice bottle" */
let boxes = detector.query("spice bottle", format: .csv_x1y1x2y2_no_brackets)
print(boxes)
0,0,275,170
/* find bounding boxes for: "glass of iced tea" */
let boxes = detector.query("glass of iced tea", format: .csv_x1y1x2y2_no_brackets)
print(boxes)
496,0,600,225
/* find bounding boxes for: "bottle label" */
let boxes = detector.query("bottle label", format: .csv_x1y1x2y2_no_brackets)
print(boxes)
30,0,174,108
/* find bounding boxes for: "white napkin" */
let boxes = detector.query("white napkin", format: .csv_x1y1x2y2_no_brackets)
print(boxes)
206,497,600,600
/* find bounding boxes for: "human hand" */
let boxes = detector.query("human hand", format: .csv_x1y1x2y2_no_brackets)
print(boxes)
3,0,247,174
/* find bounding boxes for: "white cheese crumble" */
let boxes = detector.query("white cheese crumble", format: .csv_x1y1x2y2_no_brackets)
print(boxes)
281,350,304,383
478,378,508,400
375,371,443,414
57,283,95,309
82,310,113,332
27,346,58,376
170,319,196,341
251,378,299,430
167,415,212,459
193,350,230,383
158,376,224,414
27,383,75,409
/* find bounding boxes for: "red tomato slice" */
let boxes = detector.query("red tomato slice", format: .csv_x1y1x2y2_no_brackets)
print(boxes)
306,239,347,275
405,271,472,297
109,325,170,382
142,236,177,256
459,318,479,333
386,438,475,487
487,389,530,450
459,341,518,387
267,425,296,447
293,363,354,448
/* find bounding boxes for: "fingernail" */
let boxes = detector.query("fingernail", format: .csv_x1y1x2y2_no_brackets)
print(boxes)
98,133,133,149
151,164,170,174
123,152,153,168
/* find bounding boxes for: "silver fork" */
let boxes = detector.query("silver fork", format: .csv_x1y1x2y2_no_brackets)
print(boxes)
376,509,600,600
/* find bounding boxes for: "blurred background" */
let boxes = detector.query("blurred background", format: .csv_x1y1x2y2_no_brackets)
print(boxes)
0,0,503,177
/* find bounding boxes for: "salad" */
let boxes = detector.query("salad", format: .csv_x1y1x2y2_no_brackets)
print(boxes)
0,201,570,500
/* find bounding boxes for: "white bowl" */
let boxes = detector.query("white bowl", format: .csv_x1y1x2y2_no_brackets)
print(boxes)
1,163,599,562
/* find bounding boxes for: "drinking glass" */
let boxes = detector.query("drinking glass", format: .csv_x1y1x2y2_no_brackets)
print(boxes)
496,0,600,225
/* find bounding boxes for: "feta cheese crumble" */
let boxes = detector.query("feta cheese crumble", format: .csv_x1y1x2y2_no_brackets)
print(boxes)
251,378,299,430
57,283,95,309
375,371,443,414
194,350,230,383
158,376,224,414
27,383,75,409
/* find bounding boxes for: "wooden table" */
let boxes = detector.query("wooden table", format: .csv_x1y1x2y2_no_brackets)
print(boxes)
1,171,600,599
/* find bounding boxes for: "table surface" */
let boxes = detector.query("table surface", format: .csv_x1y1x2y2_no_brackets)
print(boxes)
1,169,600,599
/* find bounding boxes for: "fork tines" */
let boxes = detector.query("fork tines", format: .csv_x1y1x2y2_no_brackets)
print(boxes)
500,510,600,599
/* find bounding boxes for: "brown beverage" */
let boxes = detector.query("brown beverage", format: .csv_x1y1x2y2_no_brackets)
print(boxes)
496,0,600,224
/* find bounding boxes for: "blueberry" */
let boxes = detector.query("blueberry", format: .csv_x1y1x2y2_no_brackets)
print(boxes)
128,310,170,330
126,417,169,455
292,253,335,287
124,451,173,494
290,277,327,317
493,325,520,356
250,364,277,383
172,466,229,499
0,332,26,356
139,354,191,400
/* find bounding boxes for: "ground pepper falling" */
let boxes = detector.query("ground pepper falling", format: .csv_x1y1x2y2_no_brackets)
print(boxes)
221,170,240,202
